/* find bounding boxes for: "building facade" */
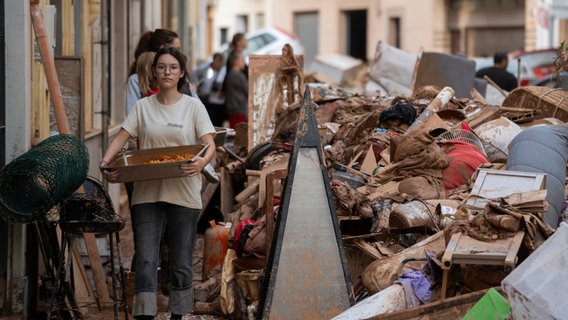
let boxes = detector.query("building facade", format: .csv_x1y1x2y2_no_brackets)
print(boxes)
0,0,198,315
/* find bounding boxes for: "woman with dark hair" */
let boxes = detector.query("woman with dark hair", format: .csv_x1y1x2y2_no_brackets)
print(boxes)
102,47,216,320
126,29,182,115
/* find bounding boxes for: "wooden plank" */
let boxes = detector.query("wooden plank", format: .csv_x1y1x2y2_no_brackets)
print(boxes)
72,242,96,304
462,105,501,129
220,167,235,216
83,233,112,306
365,288,500,320
234,179,259,203
248,54,304,150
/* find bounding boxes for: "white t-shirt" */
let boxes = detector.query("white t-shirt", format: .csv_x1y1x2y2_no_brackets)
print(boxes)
122,94,215,209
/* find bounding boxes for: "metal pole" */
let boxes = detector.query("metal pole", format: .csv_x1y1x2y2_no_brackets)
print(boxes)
101,0,111,189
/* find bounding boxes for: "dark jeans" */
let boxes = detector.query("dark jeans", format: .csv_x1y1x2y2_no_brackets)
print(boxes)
131,202,199,316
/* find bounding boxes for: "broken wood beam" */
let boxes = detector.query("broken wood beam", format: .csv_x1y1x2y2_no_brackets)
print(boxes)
234,179,260,203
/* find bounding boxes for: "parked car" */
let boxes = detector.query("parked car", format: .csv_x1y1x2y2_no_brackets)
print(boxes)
534,70,568,89
509,48,557,86
197,27,305,68
473,48,556,86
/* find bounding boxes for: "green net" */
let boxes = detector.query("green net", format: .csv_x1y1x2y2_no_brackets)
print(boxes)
0,134,89,223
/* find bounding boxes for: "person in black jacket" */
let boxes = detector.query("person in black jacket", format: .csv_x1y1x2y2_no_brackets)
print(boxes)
476,52,518,92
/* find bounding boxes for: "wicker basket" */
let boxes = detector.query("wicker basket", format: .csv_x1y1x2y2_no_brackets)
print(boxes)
502,86,568,122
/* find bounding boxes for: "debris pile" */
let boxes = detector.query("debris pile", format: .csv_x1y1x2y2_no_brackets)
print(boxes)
195,43,568,319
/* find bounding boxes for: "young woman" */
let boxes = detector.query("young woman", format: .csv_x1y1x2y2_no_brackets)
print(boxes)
101,47,216,320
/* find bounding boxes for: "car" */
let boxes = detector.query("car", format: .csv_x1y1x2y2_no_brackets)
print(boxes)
534,70,568,89
197,27,305,68
472,48,557,86
239,27,305,62
509,48,557,86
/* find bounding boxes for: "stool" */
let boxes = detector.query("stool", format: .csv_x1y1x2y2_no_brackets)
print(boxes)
440,231,525,299
48,177,128,320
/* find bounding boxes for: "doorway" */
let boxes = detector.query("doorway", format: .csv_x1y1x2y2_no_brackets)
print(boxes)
345,10,367,61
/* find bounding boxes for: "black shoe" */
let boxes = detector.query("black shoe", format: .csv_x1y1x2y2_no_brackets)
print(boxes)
170,314,183,320
134,316,154,320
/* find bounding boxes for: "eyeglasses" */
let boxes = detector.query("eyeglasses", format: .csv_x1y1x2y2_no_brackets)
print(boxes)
155,64,180,74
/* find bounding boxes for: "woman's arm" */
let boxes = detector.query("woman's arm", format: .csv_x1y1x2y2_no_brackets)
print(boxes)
100,128,132,182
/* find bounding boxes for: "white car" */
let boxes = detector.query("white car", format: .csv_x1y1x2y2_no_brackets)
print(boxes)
198,27,305,68
238,27,305,62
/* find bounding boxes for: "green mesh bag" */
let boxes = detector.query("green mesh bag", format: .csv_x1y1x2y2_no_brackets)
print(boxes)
0,134,89,223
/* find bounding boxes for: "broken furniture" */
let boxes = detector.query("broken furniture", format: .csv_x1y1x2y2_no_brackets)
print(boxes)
52,177,127,320
440,231,525,299
248,54,305,149
465,169,546,211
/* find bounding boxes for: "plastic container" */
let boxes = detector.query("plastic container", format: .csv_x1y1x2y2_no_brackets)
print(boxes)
388,200,439,230
501,222,568,320
203,220,229,277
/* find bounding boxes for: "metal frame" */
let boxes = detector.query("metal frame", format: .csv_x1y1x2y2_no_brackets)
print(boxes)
259,87,354,319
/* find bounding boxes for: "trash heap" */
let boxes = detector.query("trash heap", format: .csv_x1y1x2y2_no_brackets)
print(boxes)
196,44,568,319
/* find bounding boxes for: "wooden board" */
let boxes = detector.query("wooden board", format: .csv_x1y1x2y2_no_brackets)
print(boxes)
220,167,235,215
52,56,84,138
365,287,502,320
248,55,304,150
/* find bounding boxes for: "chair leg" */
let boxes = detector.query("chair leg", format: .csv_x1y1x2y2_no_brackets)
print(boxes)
109,233,119,320
115,232,129,320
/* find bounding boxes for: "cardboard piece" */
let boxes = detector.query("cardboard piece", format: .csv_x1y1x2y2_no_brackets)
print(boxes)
360,146,378,176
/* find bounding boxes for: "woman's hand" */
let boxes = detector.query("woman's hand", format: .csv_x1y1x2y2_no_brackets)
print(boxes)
179,156,208,176
101,168,121,183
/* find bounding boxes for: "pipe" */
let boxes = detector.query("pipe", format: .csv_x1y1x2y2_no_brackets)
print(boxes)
101,0,111,189
30,1,70,135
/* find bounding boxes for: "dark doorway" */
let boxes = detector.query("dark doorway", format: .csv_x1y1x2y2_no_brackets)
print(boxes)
345,10,367,62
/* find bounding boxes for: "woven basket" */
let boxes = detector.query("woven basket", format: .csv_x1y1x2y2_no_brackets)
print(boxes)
502,86,568,122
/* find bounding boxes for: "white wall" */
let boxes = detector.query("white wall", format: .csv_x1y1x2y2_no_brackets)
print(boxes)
212,0,270,52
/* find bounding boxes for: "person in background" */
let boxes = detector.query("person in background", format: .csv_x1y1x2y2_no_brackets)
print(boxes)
101,47,216,320
193,53,227,127
126,29,181,115
225,51,248,129
137,52,159,97
226,33,248,77
475,51,518,92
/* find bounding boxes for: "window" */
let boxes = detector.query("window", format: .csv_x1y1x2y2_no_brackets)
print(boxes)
389,17,401,48
236,15,248,33
220,28,228,46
